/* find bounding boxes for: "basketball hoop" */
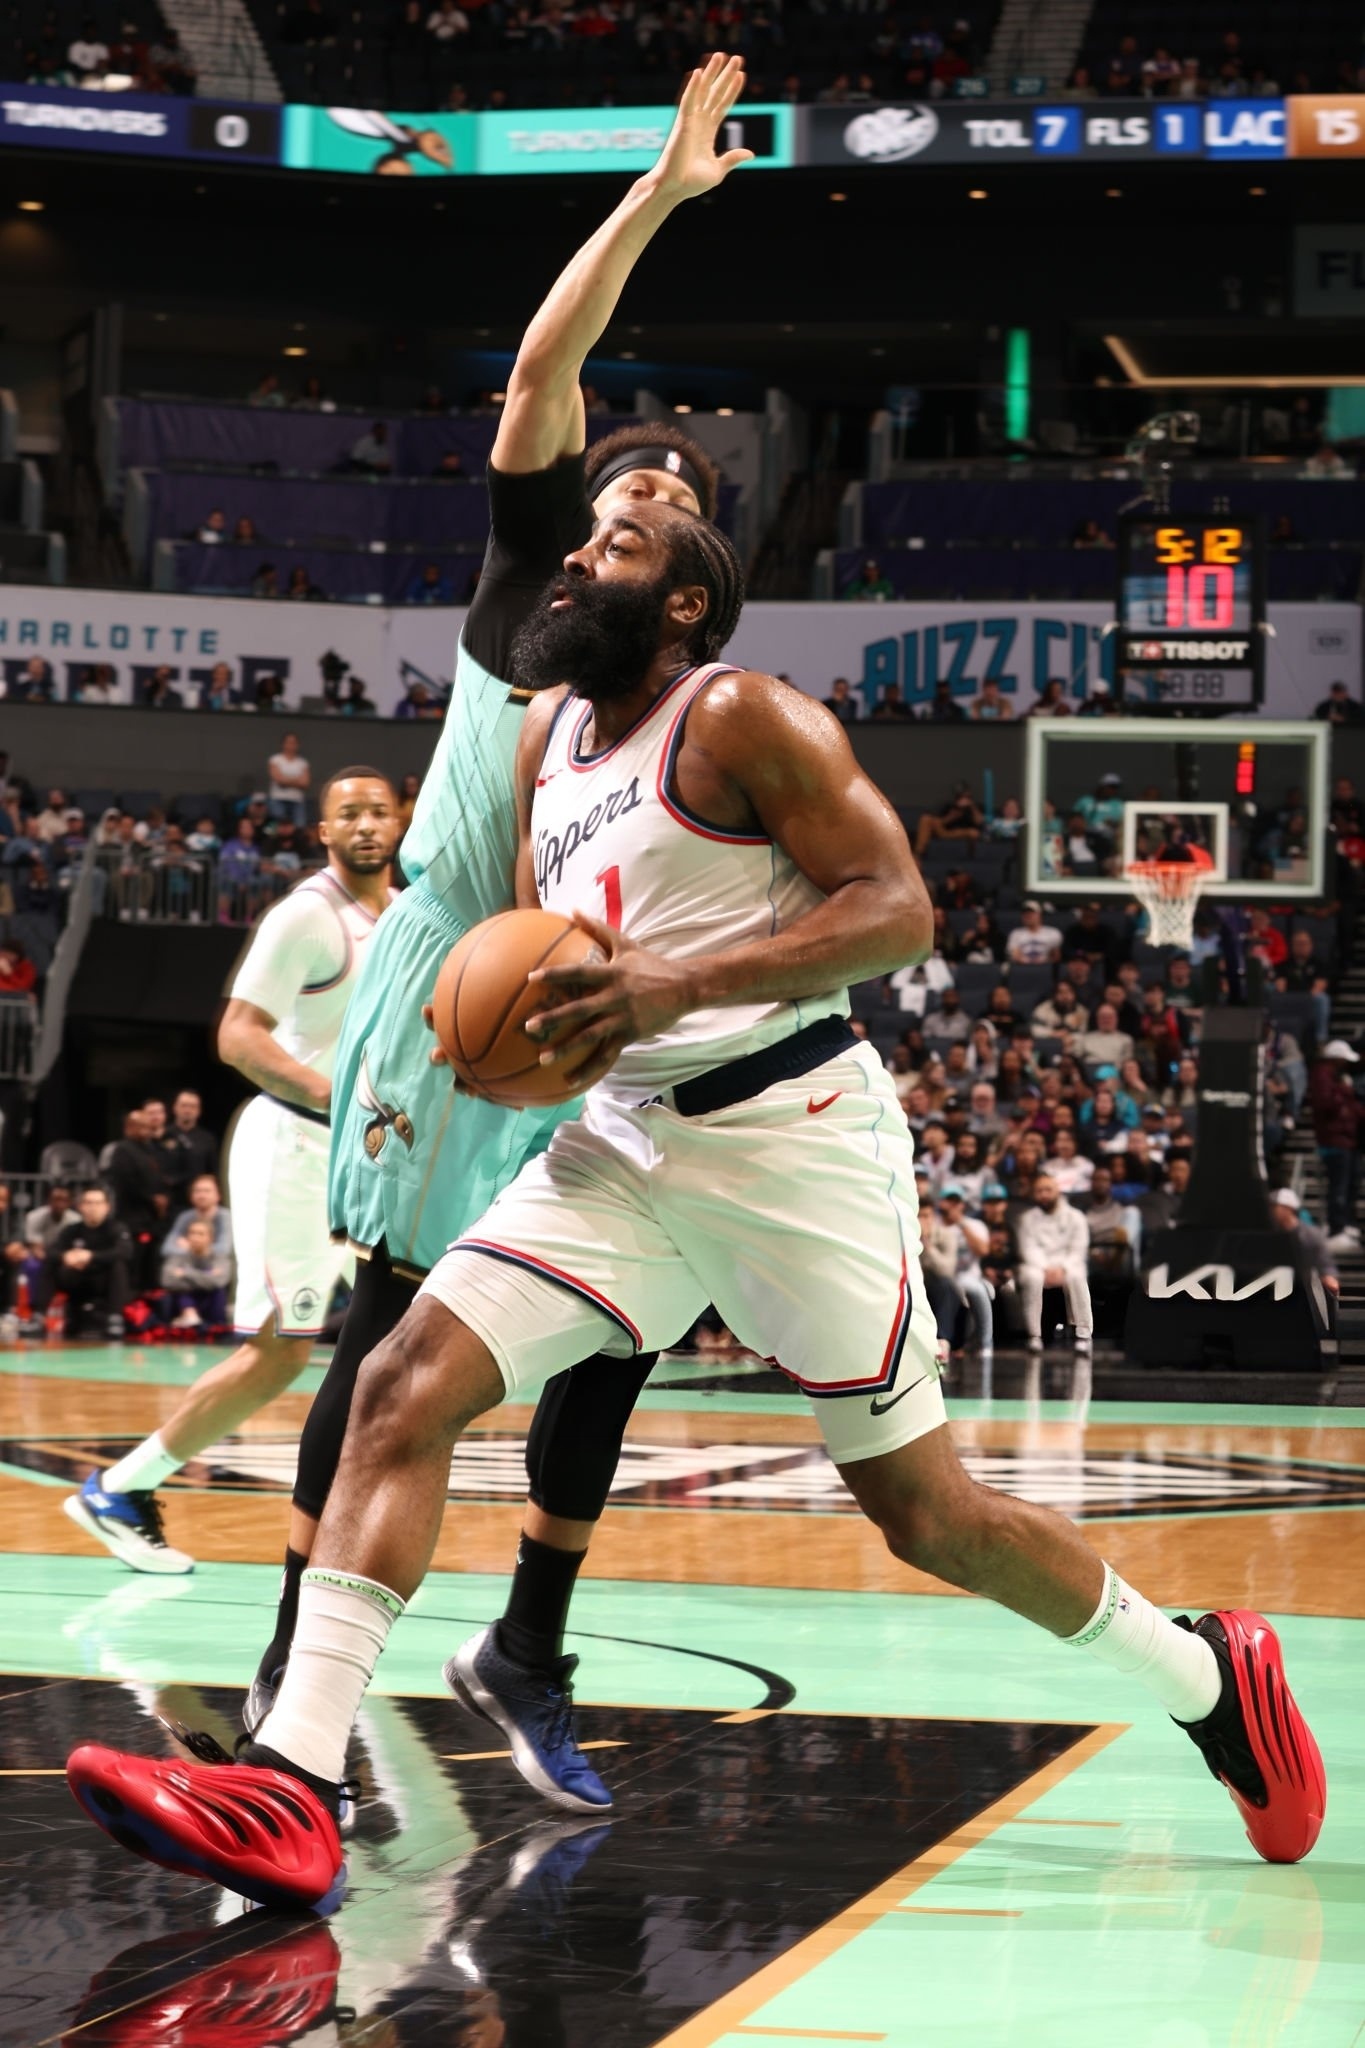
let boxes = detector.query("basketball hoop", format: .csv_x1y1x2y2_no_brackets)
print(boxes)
1125,861,1209,951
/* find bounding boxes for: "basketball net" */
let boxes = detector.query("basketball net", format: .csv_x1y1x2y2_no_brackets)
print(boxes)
1125,861,1209,951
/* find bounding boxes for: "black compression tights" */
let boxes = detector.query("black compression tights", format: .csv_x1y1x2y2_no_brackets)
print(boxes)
292,1240,656,1526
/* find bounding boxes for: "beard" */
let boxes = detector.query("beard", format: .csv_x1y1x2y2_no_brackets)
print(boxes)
510,569,671,703
333,842,392,877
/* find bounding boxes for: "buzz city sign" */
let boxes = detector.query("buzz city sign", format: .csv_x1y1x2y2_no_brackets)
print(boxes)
724,600,1360,722
0,589,1357,720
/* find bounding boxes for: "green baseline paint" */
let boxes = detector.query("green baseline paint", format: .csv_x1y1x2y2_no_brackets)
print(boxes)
3,1343,1364,1431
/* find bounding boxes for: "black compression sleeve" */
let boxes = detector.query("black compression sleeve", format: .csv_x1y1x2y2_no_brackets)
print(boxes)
524,1351,657,1523
292,1246,420,1518
463,455,594,684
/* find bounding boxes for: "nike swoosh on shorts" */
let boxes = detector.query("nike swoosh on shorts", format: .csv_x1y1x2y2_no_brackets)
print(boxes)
806,1092,841,1114
869,1375,929,1416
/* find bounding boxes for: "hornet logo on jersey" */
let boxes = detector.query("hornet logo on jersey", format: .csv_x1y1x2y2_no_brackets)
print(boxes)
534,775,642,897
357,1053,415,1159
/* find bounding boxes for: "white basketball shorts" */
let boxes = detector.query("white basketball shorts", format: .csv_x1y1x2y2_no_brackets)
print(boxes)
421,1041,945,1465
229,1094,355,1339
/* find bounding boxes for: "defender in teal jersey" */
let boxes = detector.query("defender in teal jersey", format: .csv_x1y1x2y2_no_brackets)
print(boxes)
327,627,569,1277
243,57,753,1813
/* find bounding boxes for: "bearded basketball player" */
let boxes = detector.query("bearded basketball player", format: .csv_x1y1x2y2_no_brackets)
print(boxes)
234,57,755,1816
69,501,1324,1910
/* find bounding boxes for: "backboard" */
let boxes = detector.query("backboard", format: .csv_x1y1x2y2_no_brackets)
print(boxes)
1023,717,1329,900
1119,800,1227,876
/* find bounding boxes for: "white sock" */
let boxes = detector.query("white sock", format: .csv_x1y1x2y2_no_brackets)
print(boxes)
1066,1563,1221,1723
253,1569,405,1784
101,1432,180,1496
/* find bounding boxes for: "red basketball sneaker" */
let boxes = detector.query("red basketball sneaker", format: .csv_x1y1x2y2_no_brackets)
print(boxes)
66,1743,346,1913
1175,1610,1326,1864
65,1917,341,2047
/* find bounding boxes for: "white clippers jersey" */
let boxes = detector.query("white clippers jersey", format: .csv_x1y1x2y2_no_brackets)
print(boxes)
531,663,848,1097
229,869,395,1084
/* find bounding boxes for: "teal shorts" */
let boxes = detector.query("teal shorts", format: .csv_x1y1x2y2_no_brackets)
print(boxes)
328,881,576,1275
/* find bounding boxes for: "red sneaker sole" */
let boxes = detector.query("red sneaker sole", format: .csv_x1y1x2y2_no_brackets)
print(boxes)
1212,1610,1326,1863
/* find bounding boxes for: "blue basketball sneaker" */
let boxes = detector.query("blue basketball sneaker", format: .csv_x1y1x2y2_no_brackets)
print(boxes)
63,1473,194,1575
443,1626,613,1814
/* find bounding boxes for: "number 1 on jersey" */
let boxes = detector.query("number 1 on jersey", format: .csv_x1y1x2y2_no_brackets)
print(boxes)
596,864,622,930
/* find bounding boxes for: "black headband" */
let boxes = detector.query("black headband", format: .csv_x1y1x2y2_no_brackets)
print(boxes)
589,443,706,508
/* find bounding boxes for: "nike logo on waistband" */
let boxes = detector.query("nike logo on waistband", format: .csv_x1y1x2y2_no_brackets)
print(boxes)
807,1092,842,1115
869,1374,929,1416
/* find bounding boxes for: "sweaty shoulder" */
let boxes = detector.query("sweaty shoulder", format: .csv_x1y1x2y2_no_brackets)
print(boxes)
687,670,848,779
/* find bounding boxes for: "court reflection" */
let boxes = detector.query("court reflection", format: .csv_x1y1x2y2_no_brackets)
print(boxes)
9,1678,1087,2048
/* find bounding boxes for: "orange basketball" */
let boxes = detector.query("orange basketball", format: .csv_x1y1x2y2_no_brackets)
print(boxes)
431,908,604,1108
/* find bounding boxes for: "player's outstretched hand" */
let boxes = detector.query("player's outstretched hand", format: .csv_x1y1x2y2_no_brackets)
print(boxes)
524,911,695,1068
651,54,755,200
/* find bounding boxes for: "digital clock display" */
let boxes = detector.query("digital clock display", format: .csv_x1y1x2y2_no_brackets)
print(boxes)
1116,515,1265,709
1121,522,1254,634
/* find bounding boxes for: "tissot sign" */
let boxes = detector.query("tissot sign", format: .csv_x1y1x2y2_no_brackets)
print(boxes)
803,97,1286,166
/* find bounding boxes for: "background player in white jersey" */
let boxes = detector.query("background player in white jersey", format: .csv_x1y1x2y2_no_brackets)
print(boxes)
66,501,1324,1899
62,770,400,1573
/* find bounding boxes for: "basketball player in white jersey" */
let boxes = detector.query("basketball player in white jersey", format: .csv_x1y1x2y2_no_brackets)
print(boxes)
71,508,1324,1904
63,769,401,1573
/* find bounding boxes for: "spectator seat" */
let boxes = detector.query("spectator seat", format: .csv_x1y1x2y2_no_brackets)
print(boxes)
71,789,117,820
1006,963,1056,1013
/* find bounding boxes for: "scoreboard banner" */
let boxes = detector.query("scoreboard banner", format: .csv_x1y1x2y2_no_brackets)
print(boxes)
5,87,1365,174
0,84,281,162
280,100,791,176
1286,96,1365,158
799,96,1287,167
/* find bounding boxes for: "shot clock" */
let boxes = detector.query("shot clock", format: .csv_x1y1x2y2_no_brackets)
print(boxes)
1115,514,1266,711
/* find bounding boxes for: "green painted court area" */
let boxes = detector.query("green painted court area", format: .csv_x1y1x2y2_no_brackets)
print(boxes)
4,1574,1362,2044
2,1346,1361,2046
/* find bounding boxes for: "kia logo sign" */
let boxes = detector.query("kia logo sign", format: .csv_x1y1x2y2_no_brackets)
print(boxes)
1147,1262,1294,1302
843,105,939,162
1312,630,1347,653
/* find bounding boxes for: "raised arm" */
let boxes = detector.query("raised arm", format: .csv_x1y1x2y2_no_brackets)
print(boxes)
491,56,753,476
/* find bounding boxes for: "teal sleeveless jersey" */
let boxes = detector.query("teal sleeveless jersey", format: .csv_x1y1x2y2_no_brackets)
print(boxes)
328,635,575,1272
